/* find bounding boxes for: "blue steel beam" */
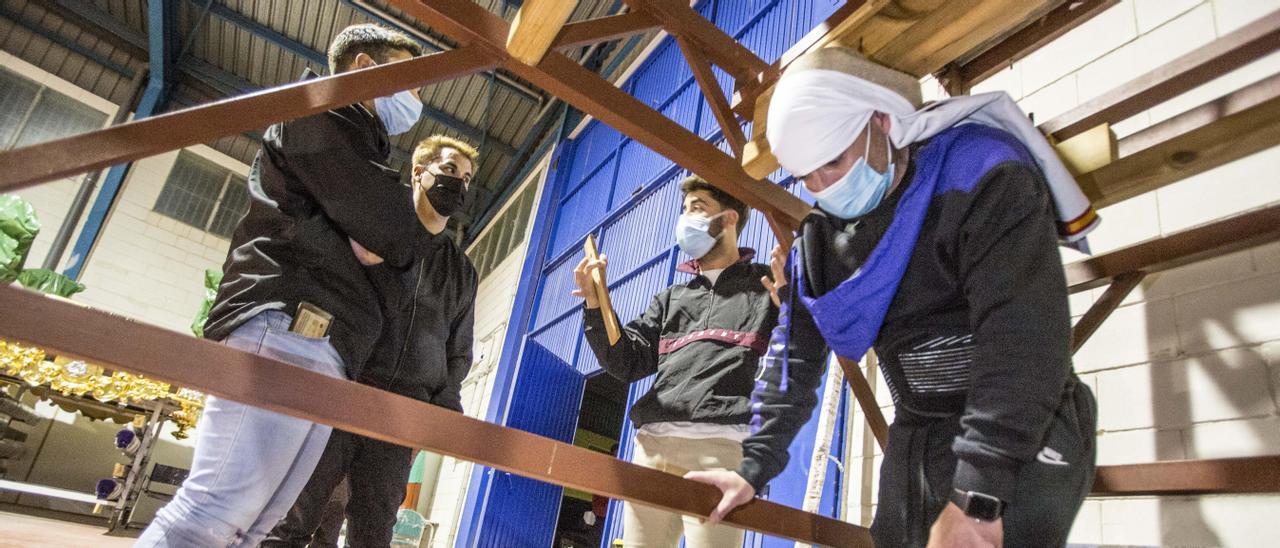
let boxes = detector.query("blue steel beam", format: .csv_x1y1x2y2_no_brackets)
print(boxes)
185,0,328,68
63,0,176,280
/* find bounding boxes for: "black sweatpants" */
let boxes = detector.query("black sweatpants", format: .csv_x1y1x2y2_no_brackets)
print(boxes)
871,378,1097,548
262,429,415,548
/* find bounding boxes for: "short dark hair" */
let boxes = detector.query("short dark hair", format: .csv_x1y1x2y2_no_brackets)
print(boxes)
680,175,749,234
328,24,423,74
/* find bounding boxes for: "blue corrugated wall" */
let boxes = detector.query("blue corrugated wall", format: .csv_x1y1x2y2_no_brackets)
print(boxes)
458,1,854,546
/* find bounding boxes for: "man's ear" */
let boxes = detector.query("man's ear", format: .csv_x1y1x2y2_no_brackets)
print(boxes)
723,209,740,237
353,52,376,70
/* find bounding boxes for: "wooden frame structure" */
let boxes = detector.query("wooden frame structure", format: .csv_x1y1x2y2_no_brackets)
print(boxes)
1,1,1278,544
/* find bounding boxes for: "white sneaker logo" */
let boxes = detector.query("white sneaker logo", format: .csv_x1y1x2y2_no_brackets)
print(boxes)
1037,446,1069,466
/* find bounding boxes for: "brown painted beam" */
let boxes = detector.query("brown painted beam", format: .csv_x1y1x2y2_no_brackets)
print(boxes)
0,286,870,546
1071,271,1145,353
1077,73,1280,209
1092,456,1280,496
678,36,747,157
551,10,660,50
1065,203,1280,293
390,0,809,230
624,0,770,81
946,0,1119,92
1041,9,1280,142
0,48,497,193
837,356,889,450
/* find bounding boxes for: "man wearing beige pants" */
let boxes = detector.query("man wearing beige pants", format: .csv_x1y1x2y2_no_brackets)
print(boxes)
572,176,779,547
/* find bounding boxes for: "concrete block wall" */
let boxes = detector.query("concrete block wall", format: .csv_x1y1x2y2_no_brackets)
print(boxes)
2,54,245,516
853,1,1280,544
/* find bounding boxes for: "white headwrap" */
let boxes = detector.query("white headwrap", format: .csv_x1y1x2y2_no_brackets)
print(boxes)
768,69,1099,246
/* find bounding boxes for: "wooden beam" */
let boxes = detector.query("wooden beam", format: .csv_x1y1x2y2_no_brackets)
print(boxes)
678,36,746,157
837,355,888,451
624,0,770,80
1071,270,1145,352
1041,10,1280,142
506,0,579,65
1077,73,1280,209
0,48,498,192
1065,203,1280,293
390,0,809,232
551,10,660,51
1054,123,1117,176
947,0,1119,91
1093,456,1280,496
0,286,870,546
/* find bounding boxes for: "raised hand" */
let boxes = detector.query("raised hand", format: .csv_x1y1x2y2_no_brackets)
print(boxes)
759,244,788,307
571,253,608,309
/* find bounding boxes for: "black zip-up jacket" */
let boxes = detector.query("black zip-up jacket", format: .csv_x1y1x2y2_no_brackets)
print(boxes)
738,131,1074,504
204,96,437,378
583,250,778,428
360,238,476,411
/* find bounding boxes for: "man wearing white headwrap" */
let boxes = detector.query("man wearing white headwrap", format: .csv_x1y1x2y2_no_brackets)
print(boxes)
686,48,1097,548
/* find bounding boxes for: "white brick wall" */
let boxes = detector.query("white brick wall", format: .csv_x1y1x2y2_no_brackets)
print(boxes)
854,1,1280,544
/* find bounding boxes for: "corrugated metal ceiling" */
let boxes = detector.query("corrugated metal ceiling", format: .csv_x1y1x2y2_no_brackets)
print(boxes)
0,0,656,232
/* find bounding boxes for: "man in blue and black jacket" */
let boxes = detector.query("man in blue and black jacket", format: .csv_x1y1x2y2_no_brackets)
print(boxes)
687,48,1099,548
573,176,777,548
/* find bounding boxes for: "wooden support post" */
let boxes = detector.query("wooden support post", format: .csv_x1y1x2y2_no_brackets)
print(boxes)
677,36,747,157
1041,10,1280,142
1071,270,1145,353
1053,123,1117,177
624,0,770,81
837,354,889,451
1065,203,1280,293
551,10,660,51
507,0,580,65
1092,455,1280,496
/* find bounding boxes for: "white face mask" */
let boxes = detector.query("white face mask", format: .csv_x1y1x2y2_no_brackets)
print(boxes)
374,89,423,136
674,211,726,259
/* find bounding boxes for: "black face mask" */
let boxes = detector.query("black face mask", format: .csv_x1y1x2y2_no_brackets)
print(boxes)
423,172,467,218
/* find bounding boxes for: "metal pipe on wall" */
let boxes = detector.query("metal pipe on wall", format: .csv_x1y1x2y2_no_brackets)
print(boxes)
40,69,148,271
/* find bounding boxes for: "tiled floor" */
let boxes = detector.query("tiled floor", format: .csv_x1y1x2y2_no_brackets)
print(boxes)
0,508,137,547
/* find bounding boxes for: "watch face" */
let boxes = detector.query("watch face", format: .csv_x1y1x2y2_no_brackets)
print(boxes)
965,492,1003,521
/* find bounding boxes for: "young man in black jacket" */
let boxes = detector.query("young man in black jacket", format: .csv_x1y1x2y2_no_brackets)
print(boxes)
137,25,442,548
687,48,1098,548
263,135,478,548
572,176,777,547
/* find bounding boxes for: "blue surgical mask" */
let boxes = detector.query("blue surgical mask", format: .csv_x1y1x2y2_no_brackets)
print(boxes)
374,89,423,136
812,124,894,220
674,211,725,259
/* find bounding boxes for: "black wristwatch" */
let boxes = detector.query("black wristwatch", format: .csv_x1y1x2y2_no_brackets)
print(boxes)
949,488,1004,521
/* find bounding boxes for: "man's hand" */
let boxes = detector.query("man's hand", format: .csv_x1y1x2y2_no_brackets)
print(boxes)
349,238,384,266
927,502,1003,548
683,470,755,524
760,244,788,307
570,254,608,309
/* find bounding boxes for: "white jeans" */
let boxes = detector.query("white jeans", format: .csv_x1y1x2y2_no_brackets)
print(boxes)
135,311,345,548
622,433,746,548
